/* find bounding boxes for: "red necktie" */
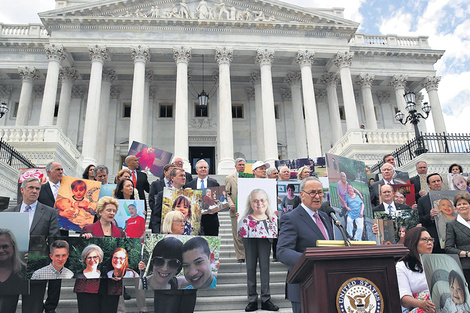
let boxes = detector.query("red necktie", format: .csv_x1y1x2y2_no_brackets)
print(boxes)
132,171,137,187
314,212,328,240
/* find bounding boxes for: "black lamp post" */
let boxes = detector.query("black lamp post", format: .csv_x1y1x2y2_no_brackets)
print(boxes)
0,102,9,119
395,91,431,156
198,55,209,107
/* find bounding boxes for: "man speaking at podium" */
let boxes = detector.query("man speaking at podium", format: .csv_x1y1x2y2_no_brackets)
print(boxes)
277,177,334,313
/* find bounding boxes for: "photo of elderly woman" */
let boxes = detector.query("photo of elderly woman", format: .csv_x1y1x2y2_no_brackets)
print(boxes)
431,191,459,249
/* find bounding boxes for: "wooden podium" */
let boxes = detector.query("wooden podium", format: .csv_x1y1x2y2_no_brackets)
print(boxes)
286,245,408,313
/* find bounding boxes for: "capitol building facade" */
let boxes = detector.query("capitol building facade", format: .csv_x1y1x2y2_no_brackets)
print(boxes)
0,0,450,195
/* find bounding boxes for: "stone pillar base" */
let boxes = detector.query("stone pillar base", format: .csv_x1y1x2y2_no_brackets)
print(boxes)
217,158,235,175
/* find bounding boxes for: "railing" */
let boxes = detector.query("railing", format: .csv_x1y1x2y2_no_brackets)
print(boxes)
350,34,430,48
370,133,470,172
0,24,49,38
0,138,36,169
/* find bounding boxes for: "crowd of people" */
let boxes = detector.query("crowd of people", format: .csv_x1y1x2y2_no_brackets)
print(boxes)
1,152,469,313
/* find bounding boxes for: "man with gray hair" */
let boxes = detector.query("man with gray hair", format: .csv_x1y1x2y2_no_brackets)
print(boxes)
160,156,193,182
93,165,109,185
369,163,406,206
38,161,64,208
267,167,279,180
225,158,246,262
410,161,428,203
278,166,291,181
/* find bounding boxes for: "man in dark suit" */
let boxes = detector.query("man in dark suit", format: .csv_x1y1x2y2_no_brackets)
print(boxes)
374,154,403,181
418,173,445,253
410,161,428,204
126,155,150,209
372,185,411,213
277,177,334,313
150,167,186,233
370,163,406,206
5,176,60,313
159,156,193,182
149,164,175,210
184,159,220,236
38,161,63,208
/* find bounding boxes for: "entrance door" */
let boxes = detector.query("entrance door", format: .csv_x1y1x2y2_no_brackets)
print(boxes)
189,146,216,174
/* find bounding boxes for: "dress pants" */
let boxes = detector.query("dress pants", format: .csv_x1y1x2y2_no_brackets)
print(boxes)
201,213,219,236
76,293,119,313
154,290,197,313
22,280,47,313
0,295,19,313
243,238,271,303
230,210,245,259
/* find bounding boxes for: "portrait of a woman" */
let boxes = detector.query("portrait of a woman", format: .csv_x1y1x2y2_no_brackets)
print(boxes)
238,189,277,238
171,196,193,235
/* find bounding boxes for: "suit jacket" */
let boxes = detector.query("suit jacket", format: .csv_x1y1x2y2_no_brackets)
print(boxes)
149,190,164,233
149,179,166,211
184,177,219,190
369,178,407,207
446,219,470,269
5,202,60,237
372,202,411,212
410,175,422,203
417,193,443,253
277,204,334,302
135,170,150,200
185,177,220,235
225,173,237,208
38,183,55,208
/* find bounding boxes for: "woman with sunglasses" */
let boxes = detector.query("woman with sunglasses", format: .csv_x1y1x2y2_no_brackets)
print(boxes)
139,237,195,313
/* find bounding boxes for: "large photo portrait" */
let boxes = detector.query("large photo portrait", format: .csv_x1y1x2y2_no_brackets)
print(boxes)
448,173,470,193
275,157,327,179
237,178,278,239
201,186,230,215
0,212,29,295
162,187,202,235
140,234,220,290
430,190,459,249
127,141,172,178
114,199,146,239
55,176,102,232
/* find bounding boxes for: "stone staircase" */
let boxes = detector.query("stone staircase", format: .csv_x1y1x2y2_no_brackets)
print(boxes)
17,209,293,312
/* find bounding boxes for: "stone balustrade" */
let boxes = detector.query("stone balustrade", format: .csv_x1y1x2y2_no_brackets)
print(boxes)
0,126,83,177
351,34,430,48
0,23,49,38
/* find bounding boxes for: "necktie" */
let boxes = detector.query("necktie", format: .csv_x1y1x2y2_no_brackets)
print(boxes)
200,179,205,189
132,171,137,187
388,204,393,214
53,184,59,199
25,205,31,212
313,212,328,240
168,180,172,188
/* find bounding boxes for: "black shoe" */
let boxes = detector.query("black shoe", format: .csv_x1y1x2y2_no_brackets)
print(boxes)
245,301,258,312
261,300,279,311
271,258,278,262
123,290,131,300
238,259,245,263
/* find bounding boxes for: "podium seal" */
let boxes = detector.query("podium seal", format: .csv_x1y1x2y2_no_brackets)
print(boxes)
336,277,383,313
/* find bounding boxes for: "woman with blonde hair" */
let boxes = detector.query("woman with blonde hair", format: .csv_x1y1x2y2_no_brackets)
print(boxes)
161,211,185,235
297,166,311,180
81,196,125,239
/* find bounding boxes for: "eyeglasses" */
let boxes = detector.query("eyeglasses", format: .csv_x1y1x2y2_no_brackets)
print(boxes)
152,257,181,270
0,244,12,250
87,255,100,261
251,199,267,204
420,238,435,244
173,220,185,224
302,190,324,197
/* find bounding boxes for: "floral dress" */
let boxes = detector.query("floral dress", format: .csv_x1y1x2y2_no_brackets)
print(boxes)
237,215,278,238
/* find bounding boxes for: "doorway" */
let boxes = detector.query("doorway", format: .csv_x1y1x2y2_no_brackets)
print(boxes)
189,146,216,174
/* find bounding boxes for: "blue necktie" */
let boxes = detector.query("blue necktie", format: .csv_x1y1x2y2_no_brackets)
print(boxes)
388,204,392,214
201,179,205,189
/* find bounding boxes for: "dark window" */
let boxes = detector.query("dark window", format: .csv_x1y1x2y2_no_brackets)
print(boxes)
232,104,244,118
195,103,208,117
339,106,345,120
159,103,173,118
54,103,59,117
123,102,131,118
12,101,19,118
274,104,279,119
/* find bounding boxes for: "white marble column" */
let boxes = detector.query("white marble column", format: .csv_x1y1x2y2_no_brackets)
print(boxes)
82,45,109,166
39,44,66,126
106,87,121,168
69,86,86,145
423,76,447,134
173,47,191,170
285,72,308,157
57,67,79,133
249,71,264,161
96,68,115,165
16,67,39,126
0,86,13,126
334,52,360,130
357,74,378,130
390,75,412,130
256,49,278,166
296,50,322,157
129,45,150,148
215,47,235,174
321,73,342,144
143,70,154,144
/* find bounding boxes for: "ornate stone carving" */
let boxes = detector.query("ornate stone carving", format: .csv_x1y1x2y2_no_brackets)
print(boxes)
390,75,408,89
249,71,261,85
189,118,217,129
102,68,117,83
149,86,157,98
131,45,150,63
212,70,219,84
60,67,80,83
173,47,192,64
246,88,255,101
72,86,86,98
415,91,424,105
110,87,121,99
296,50,315,67
145,69,154,82
0,85,13,99
356,73,374,87
256,49,275,66
422,76,440,91
88,45,110,63
44,44,67,62
18,67,39,83
34,86,44,98
281,88,291,101
377,91,390,102
215,47,233,65
285,72,301,86
315,90,327,102
320,72,338,86
333,51,354,69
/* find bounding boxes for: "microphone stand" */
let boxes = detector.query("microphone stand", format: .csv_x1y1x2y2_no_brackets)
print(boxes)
333,220,351,247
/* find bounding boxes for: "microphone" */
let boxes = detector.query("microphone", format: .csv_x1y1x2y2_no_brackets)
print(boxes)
320,201,341,227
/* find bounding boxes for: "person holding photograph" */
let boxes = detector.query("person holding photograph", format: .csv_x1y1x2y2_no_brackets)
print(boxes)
81,197,126,238
0,228,27,313
396,227,435,313
445,192,470,283
114,178,135,200
139,237,194,313
296,166,311,180
238,189,277,238
161,211,185,235
171,195,193,235
441,270,470,313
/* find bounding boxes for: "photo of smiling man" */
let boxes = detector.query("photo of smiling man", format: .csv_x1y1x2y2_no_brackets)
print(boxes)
182,237,216,289
31,240,73,279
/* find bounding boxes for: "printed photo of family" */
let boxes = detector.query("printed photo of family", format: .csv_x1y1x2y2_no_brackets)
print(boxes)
162,188,202,235
201,186,230,215
237,178,278,239
127,141,172,178
140,234,220,290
